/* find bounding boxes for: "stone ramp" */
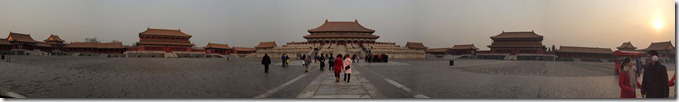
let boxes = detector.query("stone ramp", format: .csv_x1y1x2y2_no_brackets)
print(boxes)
297,67,385,98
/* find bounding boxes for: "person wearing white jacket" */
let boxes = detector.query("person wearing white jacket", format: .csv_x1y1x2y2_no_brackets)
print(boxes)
343,55,353,82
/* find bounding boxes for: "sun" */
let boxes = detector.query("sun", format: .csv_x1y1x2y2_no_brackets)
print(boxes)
652,19,663,31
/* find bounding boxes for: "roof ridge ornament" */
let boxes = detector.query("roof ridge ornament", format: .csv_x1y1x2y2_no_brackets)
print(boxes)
325,19,328,22
355,19,358,22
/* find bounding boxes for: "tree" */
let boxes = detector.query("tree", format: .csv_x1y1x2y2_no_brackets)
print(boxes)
110,40,121,43
84,37,100,43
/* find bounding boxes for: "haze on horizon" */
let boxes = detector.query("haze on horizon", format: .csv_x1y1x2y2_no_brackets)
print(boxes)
0,0,674,50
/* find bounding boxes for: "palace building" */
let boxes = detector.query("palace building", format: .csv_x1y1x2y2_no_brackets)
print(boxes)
125,28,205,58
7,32,38,50
556,46,613,62
641,41,675,63
479,31,554,60
65,42,126,54
130,28,195,52
405,42,428,51
303,20,379,44
255,41,277,50
450,44,478,55
487,31,546,54
204,43,232,55
257,20,425,59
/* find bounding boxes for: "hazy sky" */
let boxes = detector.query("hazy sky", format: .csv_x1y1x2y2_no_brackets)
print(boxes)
0,0,674,50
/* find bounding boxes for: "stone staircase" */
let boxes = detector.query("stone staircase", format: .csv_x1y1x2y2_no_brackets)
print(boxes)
504,55,517,60
164,52,178,58
71,52,81,56
99,54,109,58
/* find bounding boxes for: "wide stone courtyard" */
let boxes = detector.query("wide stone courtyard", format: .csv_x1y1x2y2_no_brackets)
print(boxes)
0,56,675,98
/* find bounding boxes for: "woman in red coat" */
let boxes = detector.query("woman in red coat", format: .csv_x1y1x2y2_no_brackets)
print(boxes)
619,58,642,98
333,54,344,83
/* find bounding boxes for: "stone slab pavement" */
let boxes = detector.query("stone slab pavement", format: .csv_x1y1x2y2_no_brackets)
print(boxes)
296,66,385,98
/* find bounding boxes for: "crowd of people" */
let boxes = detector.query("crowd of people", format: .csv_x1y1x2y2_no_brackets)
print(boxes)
260,52,359,83
618,50,674,98
365,53,388,63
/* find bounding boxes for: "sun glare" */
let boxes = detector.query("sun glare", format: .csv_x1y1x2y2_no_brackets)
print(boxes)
652,19,663,31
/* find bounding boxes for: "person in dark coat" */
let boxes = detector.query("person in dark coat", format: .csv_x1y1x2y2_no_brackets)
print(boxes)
281,54,287,67
384,54,389,62
261,54,272,74
328,54,334,70
641,50,669,98
319,55,325,71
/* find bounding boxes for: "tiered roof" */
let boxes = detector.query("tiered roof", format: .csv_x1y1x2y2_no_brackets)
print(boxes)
7,32,37,43
558,46,612,54
490,31,543,39
44,35,65,42
616,42,637,51
204,43,232,49
65,42,125,49
136,41,195,46
140,28,192,37
308,20,375,33
643,41,674,51
405,42,428,49
255,41,277,49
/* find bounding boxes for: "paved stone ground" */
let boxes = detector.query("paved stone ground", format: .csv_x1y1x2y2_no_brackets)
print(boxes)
0,56,310,98
358,59,676,98
296,66,385,98
0,56,675,99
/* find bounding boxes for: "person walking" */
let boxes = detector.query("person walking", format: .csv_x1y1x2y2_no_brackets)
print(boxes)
636,59,643,77
304,54,312,73
333,54,344,83
641,50,669,98
281,54,287,68
343,54,353,82
619,58,641,98
328,54,334,70
261,54,271,74
285,54,290,68
319,54,325,71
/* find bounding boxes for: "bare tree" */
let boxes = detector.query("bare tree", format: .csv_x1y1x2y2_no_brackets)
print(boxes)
110,40,121,43
84,37,100,43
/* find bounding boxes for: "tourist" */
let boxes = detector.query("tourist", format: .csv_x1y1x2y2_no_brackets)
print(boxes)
378,54,383,62
281,54,287,67
636,59,643,77
261,54,271,74
304,54,312,73
641,50,669,98
328,54,334,70
351,54,356,63
319,55,325,71
285,54,290,68
384,54,389,62
618,58,641,98
354,54,361,63
343,54,353,82
365,55,370,63
372,54,378,62
333,54,344,83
